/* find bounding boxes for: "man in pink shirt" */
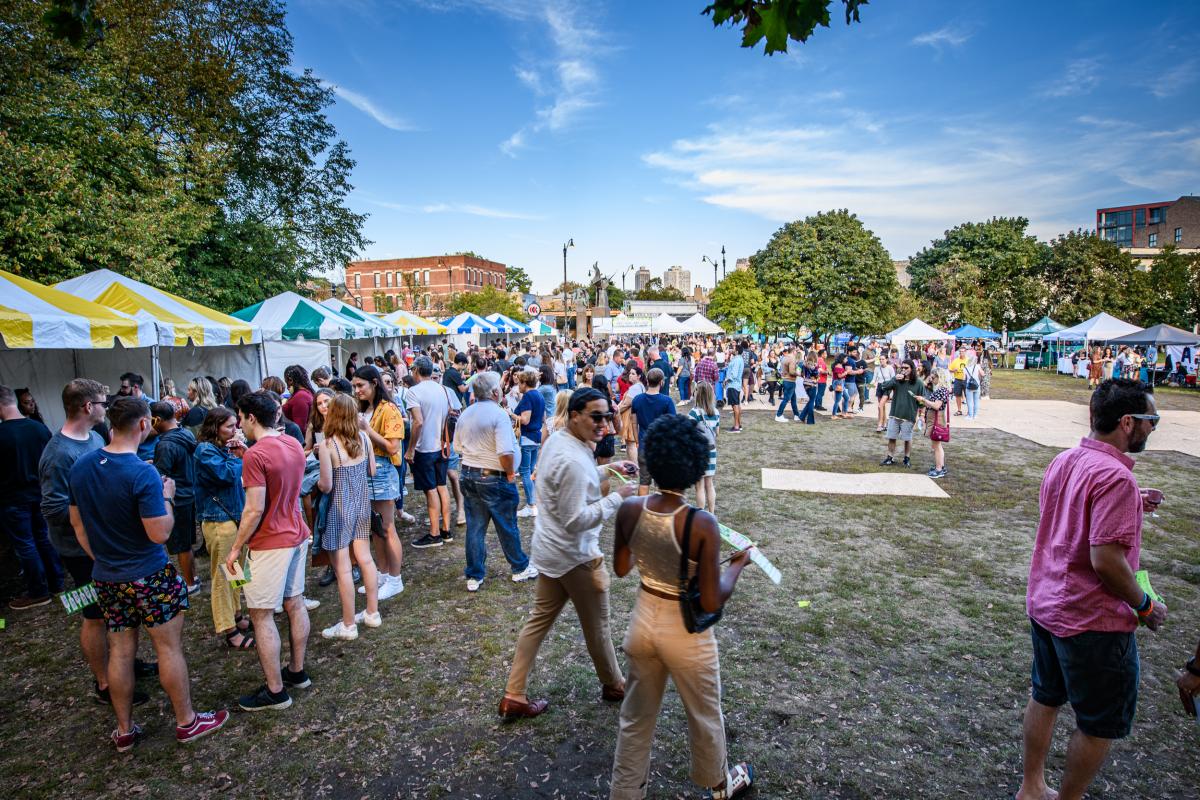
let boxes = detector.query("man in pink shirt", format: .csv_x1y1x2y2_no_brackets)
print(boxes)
1017,379,1167,800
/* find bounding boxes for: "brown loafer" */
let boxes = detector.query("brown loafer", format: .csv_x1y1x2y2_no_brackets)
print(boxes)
498,696,549,719
601,684,625,702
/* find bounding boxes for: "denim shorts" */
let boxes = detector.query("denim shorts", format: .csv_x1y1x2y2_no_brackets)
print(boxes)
412,450,448,491
368,454,401,501
447,445,462,473
1029,618,1139,739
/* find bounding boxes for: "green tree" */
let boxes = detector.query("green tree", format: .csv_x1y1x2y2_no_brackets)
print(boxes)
633,277,686,302
751,209,898,338
703,0,868,55
1142,246,1193,328
886,287,934,331
1039,230,1149,325
447,286,528,321
908,218,1048,332
916,257,991,329
706,269,766,332
505,265,533,295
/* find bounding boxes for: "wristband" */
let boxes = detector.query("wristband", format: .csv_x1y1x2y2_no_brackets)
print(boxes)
1187,658,1200,678
1136,599,1155,619
1134,592,1151,613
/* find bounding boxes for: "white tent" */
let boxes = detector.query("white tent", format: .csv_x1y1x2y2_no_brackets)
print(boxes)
651,313,689,334
887,318,952,342
681,313,724,334
1042,312,1142,343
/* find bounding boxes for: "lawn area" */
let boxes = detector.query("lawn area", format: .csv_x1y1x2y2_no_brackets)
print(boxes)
2,370,1199,798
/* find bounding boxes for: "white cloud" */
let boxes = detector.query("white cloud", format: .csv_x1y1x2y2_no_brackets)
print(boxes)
365,197,542,221
642,113,1200,258
911,25,973,50
1151,59,1198,98
1039,57,1101,98
328,83,414,131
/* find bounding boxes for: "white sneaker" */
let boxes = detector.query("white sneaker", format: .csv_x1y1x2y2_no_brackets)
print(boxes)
466,578,484,592
377,575,404,601
354,610,382,628
321,621,358,640
303,597,320,611
774,415,787,423
399,510,416,524
511,565,539,583
517,506,538,518
358,573,387,595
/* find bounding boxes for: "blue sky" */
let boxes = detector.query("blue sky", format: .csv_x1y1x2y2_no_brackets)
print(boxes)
290,0,1200,293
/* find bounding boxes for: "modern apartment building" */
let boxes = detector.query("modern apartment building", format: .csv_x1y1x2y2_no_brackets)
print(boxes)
634,267,652,292
1096,196,1199,249
344,254,507,314
663,265,692,296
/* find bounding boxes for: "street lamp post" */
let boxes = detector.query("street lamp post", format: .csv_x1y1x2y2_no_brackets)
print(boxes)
702,255,718,289
622,264,634,293
721,245,726,279
562,238,574,333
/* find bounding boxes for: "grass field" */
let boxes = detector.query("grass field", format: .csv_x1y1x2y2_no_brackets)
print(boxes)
1,369,1198,798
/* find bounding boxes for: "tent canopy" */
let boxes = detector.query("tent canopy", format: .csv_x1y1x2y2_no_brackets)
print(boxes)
0,270,157,349
320,299,402,336
1012,316,1065,338
233,292,369,341
56,269,258,346
948,323,1001,340
440,312,499,334
887,318,951,341
1042,312,1141,343
651,313,688,334
1108,323,1200,347
484,312,530,333
682,313,724,334
527,318,555,336
380,309,447,335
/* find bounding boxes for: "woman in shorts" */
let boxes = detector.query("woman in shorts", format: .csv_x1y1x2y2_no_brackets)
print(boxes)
916,369,951,479
687,381,720,513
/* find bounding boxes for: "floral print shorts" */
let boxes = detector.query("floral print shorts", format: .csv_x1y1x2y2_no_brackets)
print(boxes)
95,562,189,632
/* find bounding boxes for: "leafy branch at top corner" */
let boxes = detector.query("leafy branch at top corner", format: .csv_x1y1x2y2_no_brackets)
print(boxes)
702,0,868,55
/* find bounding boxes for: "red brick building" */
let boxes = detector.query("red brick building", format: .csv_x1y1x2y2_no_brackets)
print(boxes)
344,254,507,314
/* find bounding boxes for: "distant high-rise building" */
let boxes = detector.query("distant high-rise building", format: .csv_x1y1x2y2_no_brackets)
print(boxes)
735,257,750,272
663,266,691,296
634,267,652,291
892,260,911,288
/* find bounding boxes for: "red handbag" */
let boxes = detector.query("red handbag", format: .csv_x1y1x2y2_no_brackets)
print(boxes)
930,402,950,442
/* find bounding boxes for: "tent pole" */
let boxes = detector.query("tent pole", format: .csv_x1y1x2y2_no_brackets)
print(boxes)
256,342,267,383
151,344,161,398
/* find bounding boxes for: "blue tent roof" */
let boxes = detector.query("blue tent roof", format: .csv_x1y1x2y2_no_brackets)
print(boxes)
948,323,1000,339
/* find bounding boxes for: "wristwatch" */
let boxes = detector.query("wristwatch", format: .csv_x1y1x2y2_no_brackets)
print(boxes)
165,497,175,508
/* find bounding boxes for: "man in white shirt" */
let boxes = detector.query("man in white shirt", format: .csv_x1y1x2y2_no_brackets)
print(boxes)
406,357,454,548
498,387,637,720
454,372,536,592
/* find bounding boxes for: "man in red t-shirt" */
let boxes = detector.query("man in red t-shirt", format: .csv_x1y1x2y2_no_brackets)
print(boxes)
225,391,311,712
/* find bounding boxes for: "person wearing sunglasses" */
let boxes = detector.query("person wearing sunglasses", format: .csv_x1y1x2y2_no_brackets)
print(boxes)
498,388,638,720
1018,378,1166,800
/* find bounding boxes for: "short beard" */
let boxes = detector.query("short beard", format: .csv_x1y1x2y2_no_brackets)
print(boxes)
1128,435,1148,454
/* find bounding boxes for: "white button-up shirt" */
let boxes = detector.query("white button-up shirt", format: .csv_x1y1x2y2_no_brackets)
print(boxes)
531,429,622,578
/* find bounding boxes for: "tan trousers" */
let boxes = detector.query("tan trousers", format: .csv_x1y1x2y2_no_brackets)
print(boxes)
202,520,242,634
609,591,727,799
505,558,623,697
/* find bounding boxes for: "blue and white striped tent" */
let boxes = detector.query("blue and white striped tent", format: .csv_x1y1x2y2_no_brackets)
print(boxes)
485,312,530,333
439,312,500,334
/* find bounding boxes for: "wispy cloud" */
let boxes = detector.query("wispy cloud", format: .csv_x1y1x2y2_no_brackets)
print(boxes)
364,197,542,220
1151,59,1198,98
911,25,974,50
1039,57,1101,98
327,82,414,131
642,111,1200,257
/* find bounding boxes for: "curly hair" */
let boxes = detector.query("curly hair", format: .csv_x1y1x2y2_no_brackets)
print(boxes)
642,413,710,491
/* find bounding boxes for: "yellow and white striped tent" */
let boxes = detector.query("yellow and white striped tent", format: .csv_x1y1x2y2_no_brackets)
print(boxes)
0,269,158,349
381,309,448,335
56,269,260,346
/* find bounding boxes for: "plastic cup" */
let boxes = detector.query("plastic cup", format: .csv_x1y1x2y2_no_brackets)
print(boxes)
1144,488,1164,504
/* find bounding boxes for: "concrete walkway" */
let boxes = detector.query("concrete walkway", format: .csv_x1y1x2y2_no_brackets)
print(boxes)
762,468,951,499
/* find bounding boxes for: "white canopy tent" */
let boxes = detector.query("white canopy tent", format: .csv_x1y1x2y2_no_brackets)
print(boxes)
1041,312,1142,343
887,318,952,342
681,313,724,334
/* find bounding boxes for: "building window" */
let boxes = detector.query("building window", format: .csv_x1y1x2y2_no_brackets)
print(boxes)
354,274,360,290
1136,208,1145,226
385,272,392,287
373,272,380,288
1176,227,1183,242
1149,233,1158,247
1149,207,1165,224
423,294,431,309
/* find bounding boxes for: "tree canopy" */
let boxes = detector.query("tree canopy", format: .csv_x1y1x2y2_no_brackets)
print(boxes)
633,278,685,302
706,269,766,333
505,265,532,295
447,286,528,322
751,210,898,338
703,0,868,55
1039,231,1149,326
0,0,368,312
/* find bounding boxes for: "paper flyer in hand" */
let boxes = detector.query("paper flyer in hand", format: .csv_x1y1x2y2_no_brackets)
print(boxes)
59,583,98,614
1135,569,1162,604
717,524,782,585
221,560,250,588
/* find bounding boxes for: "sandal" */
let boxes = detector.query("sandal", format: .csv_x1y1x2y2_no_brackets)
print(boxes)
235,614,253,632
224,630,256,650
710,762,754,799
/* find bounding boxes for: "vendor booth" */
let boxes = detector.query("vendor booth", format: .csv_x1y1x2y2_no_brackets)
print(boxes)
1043,313,1142,378
233,292,371,377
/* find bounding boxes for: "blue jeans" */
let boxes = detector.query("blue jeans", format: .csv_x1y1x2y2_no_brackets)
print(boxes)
965,387,980,418
799,386,817,424
462,471,529,581
395,432,411,510
2,500,64,598
518,443,539,506
776,380,800,417
567,365,577,390
678,374,691,402
815,382,827,408
843,381,857,411
831,380,845,415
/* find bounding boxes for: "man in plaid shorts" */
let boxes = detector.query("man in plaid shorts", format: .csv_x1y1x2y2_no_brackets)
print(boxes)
70,396,228,752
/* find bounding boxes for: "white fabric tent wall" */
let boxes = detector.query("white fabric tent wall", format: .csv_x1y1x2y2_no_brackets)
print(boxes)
262,340,330,380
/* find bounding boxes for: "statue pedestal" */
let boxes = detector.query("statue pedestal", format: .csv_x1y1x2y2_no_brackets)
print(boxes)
576,307,590,338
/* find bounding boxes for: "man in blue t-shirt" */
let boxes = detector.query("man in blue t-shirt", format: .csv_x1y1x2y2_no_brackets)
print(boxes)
511,369,544,518
631,368,677,495
69,396,227,751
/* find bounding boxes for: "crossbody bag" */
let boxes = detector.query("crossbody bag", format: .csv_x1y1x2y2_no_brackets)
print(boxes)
679,507,723,633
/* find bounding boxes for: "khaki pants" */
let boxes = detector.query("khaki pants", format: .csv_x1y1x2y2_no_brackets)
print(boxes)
505,558,623,697
609,591,727,799
202,520,242,634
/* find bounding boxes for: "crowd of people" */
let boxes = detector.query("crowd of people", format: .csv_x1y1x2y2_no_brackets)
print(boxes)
3,330,1195,799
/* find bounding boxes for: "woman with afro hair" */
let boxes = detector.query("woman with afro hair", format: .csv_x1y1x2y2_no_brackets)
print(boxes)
608,413,755,800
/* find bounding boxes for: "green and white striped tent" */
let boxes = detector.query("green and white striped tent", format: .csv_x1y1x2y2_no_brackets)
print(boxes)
234,292,376,377
320,298,405,337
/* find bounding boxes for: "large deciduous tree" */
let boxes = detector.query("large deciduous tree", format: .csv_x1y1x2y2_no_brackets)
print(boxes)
1141,246,1194,328
907,218,1047,332
0,0,368,311
706,269,766,333
1039,230,1149,326
751,210,898,338
447,286,528,321
505,265,532,295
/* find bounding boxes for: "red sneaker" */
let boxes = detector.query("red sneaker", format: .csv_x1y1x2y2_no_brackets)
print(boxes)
111,723,144,753
176,709,229,744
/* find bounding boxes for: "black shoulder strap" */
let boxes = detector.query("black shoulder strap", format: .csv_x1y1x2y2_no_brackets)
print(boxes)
679,506,697,590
